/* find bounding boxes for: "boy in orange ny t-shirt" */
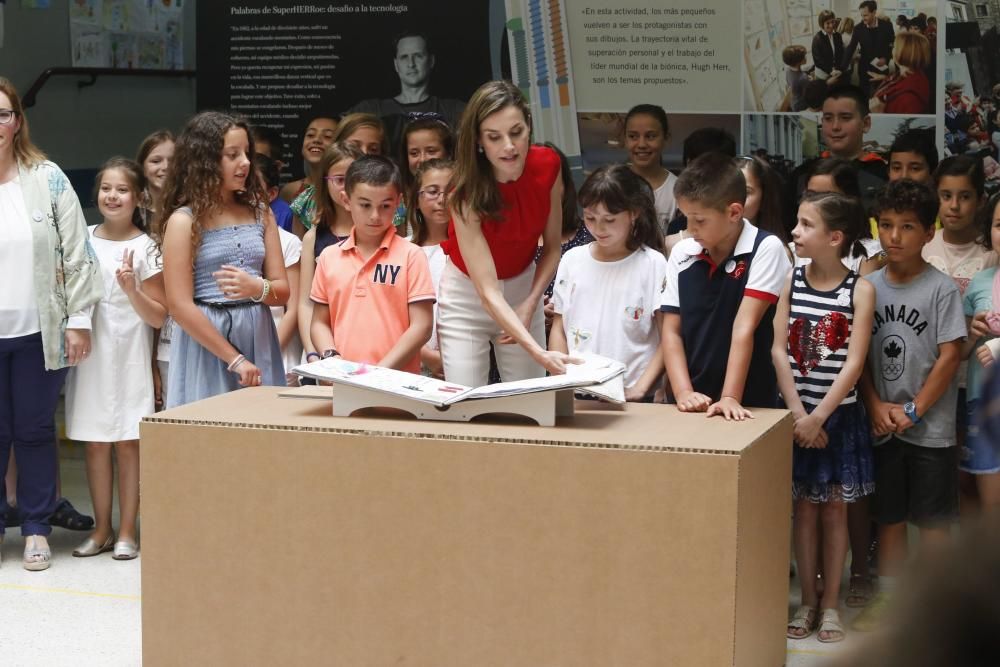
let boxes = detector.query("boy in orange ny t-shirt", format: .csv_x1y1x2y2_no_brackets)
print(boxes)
310,155,434,373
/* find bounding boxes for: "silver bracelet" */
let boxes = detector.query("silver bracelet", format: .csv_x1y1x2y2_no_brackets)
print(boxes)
227,354,247,372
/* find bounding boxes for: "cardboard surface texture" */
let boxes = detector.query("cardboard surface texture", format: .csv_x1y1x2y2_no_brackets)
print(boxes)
141,387,792,666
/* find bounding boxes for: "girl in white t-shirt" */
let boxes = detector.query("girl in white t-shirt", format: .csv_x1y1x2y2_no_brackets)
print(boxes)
406,158,453,378
549,164,667,401
624,104,678,233
66,158,167,561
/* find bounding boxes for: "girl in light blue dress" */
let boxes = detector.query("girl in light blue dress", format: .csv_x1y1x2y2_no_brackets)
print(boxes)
157,111,289,408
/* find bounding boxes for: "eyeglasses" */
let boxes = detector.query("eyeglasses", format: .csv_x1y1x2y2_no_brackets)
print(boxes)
323,175,346,187
0,109,16,125
419,186,446,201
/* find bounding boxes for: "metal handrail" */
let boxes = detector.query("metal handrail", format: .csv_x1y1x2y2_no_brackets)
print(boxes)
22,67,196,108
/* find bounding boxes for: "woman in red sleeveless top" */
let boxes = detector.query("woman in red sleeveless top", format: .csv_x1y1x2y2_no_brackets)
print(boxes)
437,81,577,386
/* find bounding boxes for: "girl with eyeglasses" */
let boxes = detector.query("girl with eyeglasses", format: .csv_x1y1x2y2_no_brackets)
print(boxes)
406,158,454,377
398,118,454,237
297,142,363,362
290,114,387,237
0,77,103,570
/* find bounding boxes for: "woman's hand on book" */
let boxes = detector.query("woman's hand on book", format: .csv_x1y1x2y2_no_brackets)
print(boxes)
535,350,581,375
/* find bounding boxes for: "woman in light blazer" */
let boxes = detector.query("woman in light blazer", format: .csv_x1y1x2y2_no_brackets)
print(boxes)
0,77,102,570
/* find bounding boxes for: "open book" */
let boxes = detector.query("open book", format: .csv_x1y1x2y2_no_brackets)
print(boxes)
292,353,627,407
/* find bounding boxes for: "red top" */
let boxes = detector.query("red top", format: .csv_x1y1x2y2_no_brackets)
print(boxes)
442,145,560,279
876,71,930,114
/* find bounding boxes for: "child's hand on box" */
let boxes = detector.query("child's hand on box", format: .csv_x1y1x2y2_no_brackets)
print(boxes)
674,389,712,413
707,396,754,422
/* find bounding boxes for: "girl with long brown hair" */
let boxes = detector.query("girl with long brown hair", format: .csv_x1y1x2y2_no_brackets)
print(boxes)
157,111,289,406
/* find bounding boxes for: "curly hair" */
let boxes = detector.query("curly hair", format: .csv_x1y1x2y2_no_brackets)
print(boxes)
154,111,266,265
875,178,938,230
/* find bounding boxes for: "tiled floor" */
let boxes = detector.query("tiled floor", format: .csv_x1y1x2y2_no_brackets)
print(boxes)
2,446,865,666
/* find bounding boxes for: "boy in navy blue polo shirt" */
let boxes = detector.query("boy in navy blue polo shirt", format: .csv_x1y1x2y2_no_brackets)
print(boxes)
661,153,792,420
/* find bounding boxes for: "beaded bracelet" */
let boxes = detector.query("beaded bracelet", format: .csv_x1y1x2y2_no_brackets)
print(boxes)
250,278,271,303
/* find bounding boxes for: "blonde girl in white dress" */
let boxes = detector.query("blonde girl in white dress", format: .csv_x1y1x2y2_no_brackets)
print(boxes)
65,158,167,560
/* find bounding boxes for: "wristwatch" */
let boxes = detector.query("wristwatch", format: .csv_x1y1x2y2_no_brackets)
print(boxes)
903,401,921,424
322,348,339,359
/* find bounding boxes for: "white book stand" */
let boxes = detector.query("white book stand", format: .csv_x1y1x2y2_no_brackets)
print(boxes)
333,385,577,426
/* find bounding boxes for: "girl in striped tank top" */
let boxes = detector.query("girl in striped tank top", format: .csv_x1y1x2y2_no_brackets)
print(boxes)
773,192,876,643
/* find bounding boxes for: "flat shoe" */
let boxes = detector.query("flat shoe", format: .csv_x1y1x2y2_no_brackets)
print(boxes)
24,544,51,571
787,605,817,640
817,608,846,643
73,534,115,557
112,540,139,561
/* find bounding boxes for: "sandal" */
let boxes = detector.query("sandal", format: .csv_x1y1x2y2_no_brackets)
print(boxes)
846,573,873,608
23,537,51,571
817,608,846,643
49,497,95,531
787,605,817,639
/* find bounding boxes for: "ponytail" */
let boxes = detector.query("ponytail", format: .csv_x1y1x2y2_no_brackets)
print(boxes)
801,190,867,259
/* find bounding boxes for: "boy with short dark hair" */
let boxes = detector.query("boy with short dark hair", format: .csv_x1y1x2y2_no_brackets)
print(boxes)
855,179,966,631
661,153,792,420
888,130,938,186
310,155,434,373
788,84,888,229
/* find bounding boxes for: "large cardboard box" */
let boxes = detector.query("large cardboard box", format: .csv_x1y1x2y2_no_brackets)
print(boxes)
141,387,792,666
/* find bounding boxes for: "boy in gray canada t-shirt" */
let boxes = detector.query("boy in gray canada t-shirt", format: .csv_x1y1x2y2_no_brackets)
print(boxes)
854,179,966,634
866,265,967,447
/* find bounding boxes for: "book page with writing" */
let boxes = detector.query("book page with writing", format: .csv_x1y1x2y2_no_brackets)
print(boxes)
292,358,472,407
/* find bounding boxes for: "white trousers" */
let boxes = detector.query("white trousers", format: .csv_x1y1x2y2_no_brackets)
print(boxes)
436,259,545,387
